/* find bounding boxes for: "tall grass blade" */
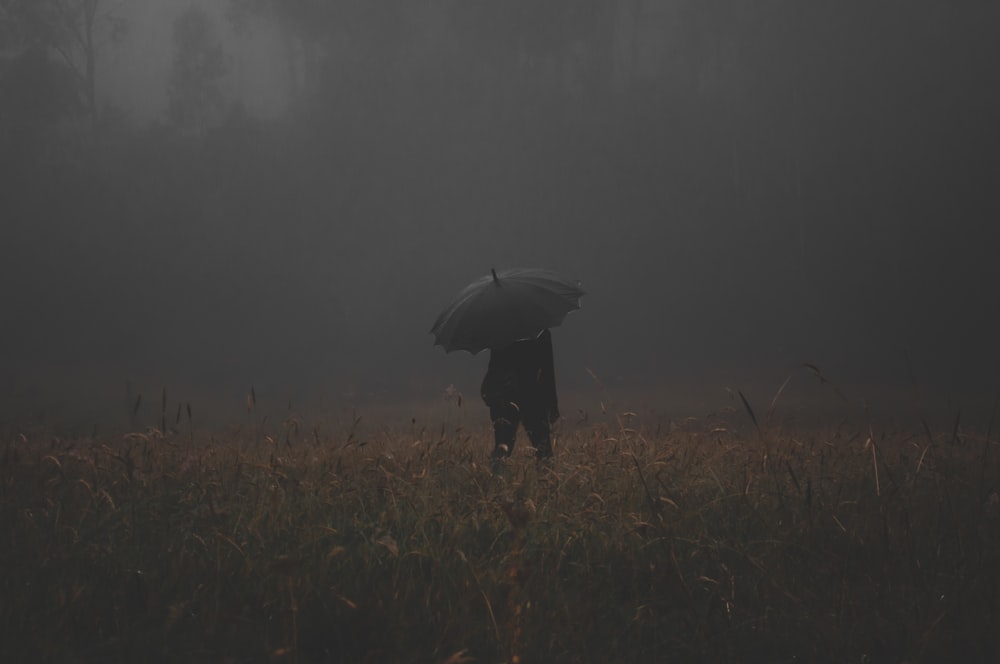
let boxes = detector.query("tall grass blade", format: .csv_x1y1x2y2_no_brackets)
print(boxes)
765,373,793,428
801,363,847,402
738,390,761,439
921,419,934,446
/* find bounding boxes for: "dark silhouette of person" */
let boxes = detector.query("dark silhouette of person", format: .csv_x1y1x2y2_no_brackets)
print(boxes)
480,328,560,459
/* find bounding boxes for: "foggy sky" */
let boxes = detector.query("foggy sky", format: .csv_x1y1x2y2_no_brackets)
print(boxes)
2,1,999,428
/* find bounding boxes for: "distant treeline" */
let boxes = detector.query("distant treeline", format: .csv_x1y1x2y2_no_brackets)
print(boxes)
2,1,999,406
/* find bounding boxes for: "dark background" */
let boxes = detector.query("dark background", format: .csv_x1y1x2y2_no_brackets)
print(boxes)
2,1,998,428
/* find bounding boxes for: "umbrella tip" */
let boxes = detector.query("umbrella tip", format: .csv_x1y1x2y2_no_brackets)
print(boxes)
491,268,500,285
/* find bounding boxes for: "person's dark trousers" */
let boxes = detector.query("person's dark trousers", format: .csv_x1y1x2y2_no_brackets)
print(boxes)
489,400,552,459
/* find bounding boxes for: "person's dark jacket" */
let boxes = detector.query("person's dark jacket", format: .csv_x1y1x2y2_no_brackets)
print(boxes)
480,329,559,422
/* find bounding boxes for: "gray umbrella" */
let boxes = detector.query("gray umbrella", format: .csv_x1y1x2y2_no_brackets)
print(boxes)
431,267,585,354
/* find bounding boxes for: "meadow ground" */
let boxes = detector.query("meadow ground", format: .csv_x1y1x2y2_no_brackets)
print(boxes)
2,386,999,663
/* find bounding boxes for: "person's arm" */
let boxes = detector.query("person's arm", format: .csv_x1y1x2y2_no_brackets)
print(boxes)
483,349,517,408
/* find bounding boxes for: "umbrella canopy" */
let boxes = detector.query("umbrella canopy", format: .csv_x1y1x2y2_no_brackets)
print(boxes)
431,267,585,354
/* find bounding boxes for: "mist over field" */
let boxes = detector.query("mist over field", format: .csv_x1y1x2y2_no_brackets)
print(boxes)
2,1,999,428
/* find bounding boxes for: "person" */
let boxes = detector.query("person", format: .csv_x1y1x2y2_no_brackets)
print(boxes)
480,328,560,460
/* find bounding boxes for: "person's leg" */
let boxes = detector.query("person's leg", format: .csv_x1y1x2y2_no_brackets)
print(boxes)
522,406,553,459
490,401,519,457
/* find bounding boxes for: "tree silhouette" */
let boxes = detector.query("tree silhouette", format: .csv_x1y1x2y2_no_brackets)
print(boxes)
0,0,128,137
166,6,227,137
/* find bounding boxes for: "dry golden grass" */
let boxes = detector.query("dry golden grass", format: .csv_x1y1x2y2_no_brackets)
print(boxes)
2,395,999,662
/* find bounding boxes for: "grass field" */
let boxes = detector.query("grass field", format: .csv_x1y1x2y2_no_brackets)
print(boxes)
2,387,999,663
